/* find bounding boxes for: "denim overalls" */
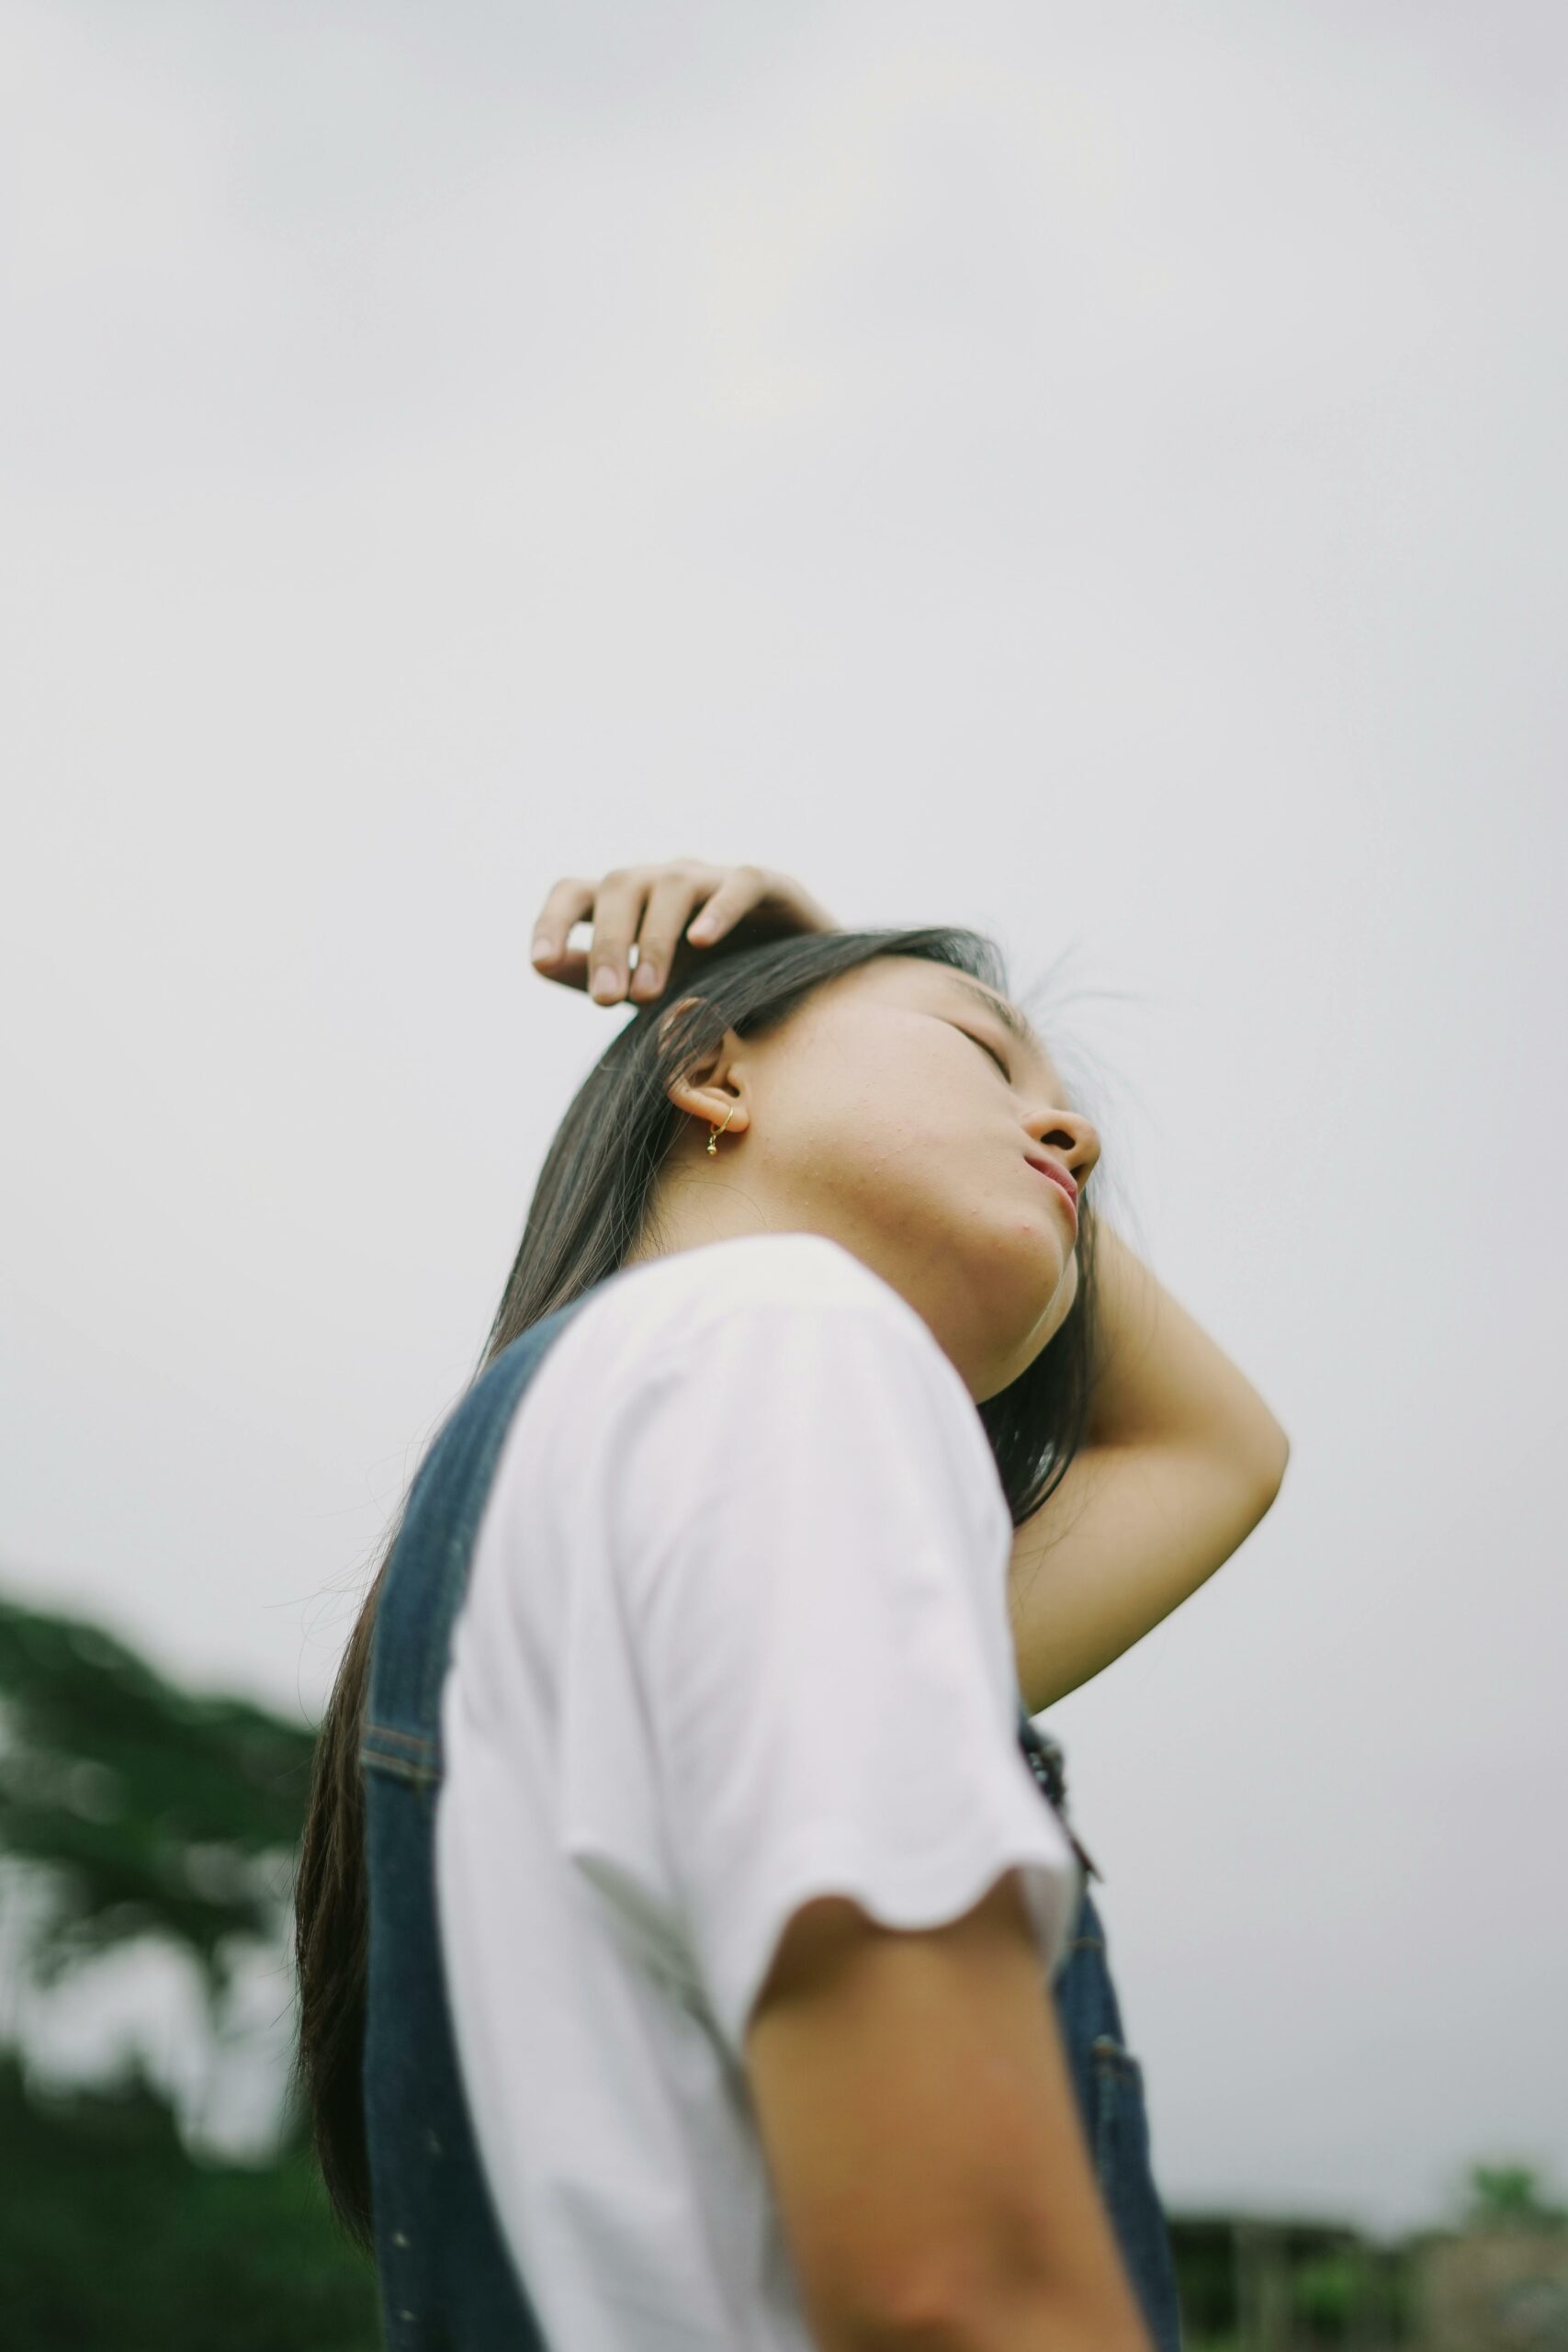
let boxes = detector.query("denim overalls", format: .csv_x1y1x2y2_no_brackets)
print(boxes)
360,1281,1184,2351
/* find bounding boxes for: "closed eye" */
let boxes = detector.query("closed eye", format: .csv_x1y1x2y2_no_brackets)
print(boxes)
957,1028,1010,1080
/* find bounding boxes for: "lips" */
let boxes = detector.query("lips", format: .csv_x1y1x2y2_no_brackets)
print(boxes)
1025,1155,1079,1213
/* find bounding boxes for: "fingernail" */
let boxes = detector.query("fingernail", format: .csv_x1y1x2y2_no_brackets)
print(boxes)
633,960,659,994
532,935,553,962
592,967,619,1000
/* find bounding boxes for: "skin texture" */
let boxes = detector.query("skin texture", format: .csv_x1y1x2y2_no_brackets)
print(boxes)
623,955,1099,1407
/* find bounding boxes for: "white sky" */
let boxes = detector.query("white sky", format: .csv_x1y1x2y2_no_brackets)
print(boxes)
3,0,1564,2240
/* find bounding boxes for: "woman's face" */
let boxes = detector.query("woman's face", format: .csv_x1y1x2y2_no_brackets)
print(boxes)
647,956,1102,1402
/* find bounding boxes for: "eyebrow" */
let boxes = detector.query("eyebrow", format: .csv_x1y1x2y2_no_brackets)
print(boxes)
942,974,1047,1065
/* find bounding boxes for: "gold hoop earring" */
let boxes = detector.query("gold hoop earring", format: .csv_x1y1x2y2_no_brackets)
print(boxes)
706,1105,738,1157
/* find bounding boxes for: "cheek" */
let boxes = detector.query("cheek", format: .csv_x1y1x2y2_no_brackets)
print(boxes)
844,1108,966,1202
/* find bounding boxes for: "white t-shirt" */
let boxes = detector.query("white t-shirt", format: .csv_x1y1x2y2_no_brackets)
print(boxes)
435,1229,1082,2351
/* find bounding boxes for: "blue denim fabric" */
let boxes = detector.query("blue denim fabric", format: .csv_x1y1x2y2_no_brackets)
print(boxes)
360,1283,1183,2350
1024,1722,1185,2352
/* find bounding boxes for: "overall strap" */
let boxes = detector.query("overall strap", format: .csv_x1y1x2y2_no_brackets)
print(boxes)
357,1288,602,2352
362,1295,597,1783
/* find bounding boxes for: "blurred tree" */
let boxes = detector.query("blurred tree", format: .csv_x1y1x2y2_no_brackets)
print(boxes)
1461,2162,1568,2231
0,1591,313,2000
0,1585,379,2348
0,2048,378,2350
1290,2245,1359,2333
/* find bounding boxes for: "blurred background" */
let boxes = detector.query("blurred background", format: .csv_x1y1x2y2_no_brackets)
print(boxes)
2,3,1564,2346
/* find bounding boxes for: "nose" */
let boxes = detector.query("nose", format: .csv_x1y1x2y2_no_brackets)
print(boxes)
1028,1108,1100,1189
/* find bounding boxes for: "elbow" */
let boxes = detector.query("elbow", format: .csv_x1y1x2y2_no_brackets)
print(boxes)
1247,1419,1291,1510
1210,1409,1290,1523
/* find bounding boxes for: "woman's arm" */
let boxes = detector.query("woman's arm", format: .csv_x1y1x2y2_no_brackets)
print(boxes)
1008,1221,1290,1713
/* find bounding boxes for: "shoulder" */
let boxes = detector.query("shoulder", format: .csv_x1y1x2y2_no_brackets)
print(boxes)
508,1237,1012,1600
524,1233,976,1448
548,1234,993,1493
579,1230,935,1366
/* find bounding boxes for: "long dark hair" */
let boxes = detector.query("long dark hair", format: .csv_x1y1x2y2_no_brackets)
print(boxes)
291,922,1103,2248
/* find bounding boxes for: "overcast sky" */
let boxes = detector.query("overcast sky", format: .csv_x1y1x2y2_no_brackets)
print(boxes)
3,0,1564,2239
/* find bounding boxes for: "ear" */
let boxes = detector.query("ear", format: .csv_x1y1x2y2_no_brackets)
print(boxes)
655,1006,750,1139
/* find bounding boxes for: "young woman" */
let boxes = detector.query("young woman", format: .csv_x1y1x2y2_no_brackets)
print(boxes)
293,857,1289,2352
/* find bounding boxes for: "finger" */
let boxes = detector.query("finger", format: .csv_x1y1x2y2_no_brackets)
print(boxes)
629,865,726,999
537,945,592,990
584,867,653,1002
530,877,601,989
684,864,770,946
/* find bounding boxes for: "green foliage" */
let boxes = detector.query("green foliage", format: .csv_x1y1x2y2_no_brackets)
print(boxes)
0,1593,317,1997
1462,2162,1568,2231
0,2049,379,2352
0,1586,385,2347
1289,2247,1359,2330
1168,2220,1238,2339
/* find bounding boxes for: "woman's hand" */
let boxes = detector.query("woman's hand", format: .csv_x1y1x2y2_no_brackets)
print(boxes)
528,861,840,1005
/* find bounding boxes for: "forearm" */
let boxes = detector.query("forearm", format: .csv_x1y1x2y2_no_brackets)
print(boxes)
1084,1219,1288,1476
1000,1221,1289,1710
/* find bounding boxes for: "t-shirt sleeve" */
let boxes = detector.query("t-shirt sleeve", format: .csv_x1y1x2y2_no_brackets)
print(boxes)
608,1288,1083,2062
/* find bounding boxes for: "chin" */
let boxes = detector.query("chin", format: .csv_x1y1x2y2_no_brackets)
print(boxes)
969,1220,1074,1340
